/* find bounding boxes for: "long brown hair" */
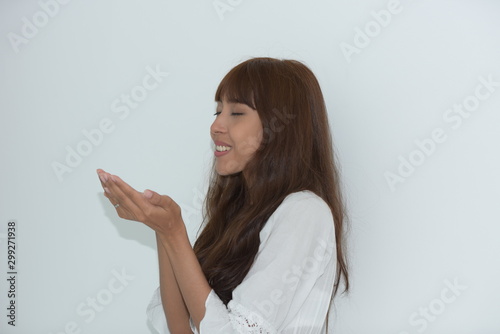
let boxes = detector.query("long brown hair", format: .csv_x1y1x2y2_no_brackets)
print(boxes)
193,57,349,305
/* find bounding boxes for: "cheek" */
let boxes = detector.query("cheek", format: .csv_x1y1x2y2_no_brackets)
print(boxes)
237,131,263,156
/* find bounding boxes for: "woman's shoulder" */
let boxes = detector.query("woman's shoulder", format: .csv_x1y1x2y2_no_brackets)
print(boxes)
277,190,331,216
283,189,324,202
262,190,334,237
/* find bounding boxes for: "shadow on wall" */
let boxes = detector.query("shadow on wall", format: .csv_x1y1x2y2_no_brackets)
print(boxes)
97,193,157,251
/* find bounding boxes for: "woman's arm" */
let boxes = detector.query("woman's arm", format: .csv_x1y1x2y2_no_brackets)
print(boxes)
155,191,336,334
96,169,211,332
97,171,335,332
156,232,192,334
157,227,212,332
180,191,337,333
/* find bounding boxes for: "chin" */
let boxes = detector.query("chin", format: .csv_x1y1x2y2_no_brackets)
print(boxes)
216,169,241,176
215,161,243,176
215,165,243,176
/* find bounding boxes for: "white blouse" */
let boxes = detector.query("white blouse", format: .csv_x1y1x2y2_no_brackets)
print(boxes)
146,190,337,333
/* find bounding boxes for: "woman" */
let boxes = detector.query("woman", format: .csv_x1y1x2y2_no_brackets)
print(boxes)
96,57,349,333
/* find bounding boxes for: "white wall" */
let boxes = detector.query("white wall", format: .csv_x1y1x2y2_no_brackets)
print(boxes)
1,0,499,333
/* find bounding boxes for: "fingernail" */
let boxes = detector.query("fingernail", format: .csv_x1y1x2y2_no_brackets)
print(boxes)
110,175,117,182
104,187,110,194
99,174,107,183
143,189,153,198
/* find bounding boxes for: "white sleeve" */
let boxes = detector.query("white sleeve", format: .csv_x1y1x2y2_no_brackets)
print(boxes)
146,191,336,334
146,286,170,334
199,192,336,333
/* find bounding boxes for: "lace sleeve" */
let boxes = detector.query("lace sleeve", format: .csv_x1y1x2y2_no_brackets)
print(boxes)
226,299,277,334
147,288,279,334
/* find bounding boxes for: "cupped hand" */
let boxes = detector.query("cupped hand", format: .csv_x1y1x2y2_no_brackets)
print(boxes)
96,168,184,237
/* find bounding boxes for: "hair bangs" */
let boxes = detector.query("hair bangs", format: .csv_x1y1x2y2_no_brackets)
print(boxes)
215,63,256,110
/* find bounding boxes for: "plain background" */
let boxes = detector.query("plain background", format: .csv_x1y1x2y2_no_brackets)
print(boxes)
1,0,499,333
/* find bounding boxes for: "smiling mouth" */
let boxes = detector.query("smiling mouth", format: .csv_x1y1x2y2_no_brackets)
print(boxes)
215,145,232,152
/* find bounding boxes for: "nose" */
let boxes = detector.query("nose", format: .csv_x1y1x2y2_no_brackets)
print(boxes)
210,113,227,137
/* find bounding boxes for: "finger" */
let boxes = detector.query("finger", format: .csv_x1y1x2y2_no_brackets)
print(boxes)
143,189,166,207
106,173,151,217
97,170,117,202
96,169,109,188
97,171,140,214
102,183,126,212
96,170,145,222
98,172,119,205
97,169,118,204
143,190,177,214
114,201,135,218
143,191,181,224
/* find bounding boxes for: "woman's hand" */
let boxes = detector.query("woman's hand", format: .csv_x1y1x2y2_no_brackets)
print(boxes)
96,168,184,238
97,168,211,330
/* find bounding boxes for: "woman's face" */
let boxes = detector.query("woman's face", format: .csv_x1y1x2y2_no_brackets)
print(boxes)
210,98,263,176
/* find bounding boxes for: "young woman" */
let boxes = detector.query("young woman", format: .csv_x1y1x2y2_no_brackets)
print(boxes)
97,57,349,333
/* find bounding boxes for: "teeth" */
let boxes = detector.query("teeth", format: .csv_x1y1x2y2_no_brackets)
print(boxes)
216,145,232,152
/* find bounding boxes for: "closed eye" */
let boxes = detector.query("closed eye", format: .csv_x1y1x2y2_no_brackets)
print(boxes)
213,112,244,116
